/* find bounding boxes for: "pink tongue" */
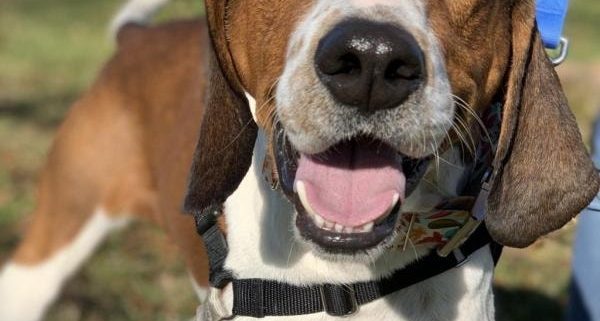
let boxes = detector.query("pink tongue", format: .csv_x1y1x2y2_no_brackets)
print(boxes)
295,142,406,227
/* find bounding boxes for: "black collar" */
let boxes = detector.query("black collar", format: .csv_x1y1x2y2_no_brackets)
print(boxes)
193,205,501,318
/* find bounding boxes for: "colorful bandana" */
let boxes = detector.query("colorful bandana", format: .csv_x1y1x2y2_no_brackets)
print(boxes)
396,103,502,251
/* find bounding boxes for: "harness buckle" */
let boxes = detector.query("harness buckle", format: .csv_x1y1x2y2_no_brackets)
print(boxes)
452,248,470,268
319,284,359,317
437,217,482,257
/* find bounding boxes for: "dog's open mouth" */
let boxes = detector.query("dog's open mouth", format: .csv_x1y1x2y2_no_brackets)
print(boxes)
273,128,430,253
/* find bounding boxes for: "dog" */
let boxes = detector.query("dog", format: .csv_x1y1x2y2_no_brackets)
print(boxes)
1,0,598,320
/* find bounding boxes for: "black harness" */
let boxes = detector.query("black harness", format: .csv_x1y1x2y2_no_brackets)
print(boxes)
195,207,501,318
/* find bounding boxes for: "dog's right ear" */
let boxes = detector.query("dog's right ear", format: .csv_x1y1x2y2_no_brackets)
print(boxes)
183,1,257,214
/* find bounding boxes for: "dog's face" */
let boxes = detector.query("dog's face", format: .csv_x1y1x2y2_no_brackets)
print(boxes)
222,0,511,256
186,0,597,260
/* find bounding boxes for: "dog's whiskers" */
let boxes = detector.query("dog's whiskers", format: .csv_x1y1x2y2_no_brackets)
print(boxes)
436,155,464,170
451,121,475,156
430,130,441,181
407,237,419,262
439,126,466,170
286,235,296,268
402,214,417,252
420,177,448,195
453,114,476,155
452,95,492,145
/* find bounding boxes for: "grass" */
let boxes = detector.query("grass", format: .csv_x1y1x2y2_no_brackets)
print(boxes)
0,1,599,320
564,0,600,62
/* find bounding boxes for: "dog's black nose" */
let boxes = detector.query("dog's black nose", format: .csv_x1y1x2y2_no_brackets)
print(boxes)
315,19,425,112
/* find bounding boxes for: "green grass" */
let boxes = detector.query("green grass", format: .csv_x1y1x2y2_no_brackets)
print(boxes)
565,0,600,62
0,1,202,320
0,1,599,320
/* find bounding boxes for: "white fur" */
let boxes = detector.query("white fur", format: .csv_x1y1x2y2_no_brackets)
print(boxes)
0,209,128,321
189,273,209,302
203,128,496,321
109,0,170,39
245,92,258,122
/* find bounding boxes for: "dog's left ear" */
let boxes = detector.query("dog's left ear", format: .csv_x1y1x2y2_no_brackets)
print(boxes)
485,0,599,248
183,1,257,213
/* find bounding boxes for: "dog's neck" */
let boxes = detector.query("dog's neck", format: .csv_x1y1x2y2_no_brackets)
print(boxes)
210,130,496,321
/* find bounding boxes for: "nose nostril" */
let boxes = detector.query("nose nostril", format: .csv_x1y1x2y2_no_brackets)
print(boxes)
385,60,421,81
337,53,361,75
321,53,361,76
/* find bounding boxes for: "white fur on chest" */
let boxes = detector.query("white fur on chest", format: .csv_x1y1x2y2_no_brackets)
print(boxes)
214,130,496,321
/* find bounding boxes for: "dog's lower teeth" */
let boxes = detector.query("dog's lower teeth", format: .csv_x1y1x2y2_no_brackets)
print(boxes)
313,213,325,228
362,222,374,233
334,223,344,233
308,215,379,234
307,213,379,234
324,220,335,230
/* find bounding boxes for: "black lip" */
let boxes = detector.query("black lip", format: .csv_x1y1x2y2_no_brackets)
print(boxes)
272,125,430,252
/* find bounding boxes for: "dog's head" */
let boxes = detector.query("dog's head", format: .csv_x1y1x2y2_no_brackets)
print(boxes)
185,0,599,259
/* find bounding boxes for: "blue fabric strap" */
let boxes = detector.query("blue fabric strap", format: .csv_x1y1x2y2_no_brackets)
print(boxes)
536,0,569,49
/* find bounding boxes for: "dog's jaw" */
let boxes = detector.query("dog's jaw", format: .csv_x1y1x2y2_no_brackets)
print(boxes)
224,128,425,281
219,128,496,320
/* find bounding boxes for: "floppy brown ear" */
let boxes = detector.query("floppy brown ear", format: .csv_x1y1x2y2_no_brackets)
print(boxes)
183,2,257,213
485,0,599,248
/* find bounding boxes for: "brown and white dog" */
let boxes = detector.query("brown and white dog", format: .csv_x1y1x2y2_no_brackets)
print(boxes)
1,0,598,320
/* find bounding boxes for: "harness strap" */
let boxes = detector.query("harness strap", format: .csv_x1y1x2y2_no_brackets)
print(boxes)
232,224,500,318
193,205,500,318
193,206,232,289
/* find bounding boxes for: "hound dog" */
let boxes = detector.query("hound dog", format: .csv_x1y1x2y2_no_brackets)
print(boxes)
0,0,598,320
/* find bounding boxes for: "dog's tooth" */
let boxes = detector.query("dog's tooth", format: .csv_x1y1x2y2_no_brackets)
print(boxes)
392,193,400,206
296,181,308,204
296,180,320,217
387,193,400,213
343,226,354,234
324,220,335,230
362,222,374,233
313,213,325,228
376,193,401,224
334,223,344,233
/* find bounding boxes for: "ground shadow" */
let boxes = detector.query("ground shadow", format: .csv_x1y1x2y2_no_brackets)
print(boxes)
0,93,77,129
495,286,564,321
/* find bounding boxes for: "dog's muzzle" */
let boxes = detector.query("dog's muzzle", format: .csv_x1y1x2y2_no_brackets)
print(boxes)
271,18,432,253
